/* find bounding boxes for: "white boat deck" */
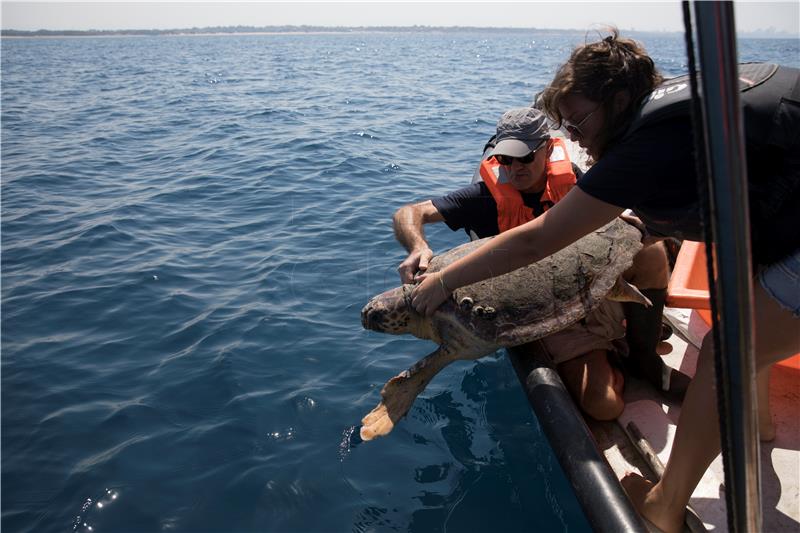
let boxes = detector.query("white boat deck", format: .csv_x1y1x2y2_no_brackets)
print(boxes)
558,136,799,531
595,307,800,532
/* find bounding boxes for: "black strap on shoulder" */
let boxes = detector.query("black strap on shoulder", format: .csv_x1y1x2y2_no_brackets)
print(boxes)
624,62,779,138
738,63,779,92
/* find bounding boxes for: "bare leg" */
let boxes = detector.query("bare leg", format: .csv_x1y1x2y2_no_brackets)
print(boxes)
623,334,718,533
624,241,670,290
559,349,625,421
623,281,800,533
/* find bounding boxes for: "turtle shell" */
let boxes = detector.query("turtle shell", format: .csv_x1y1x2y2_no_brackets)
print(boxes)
426,218,642,346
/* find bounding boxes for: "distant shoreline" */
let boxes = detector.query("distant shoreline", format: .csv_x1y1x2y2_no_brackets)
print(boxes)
2,26,676,38
1,31,373,39
2,26,796,39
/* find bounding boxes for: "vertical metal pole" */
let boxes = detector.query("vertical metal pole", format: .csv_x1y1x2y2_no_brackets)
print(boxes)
691,2,761,531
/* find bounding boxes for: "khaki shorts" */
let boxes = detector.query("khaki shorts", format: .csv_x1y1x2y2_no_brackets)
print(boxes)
538,300,626,365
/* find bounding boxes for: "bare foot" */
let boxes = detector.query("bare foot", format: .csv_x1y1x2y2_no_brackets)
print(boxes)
621,473,684,533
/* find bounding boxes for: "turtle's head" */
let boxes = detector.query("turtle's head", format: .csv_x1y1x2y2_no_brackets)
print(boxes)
362,284,421,335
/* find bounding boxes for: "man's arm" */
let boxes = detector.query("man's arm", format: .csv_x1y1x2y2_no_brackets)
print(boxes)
410,188,626,315
393,200,445,283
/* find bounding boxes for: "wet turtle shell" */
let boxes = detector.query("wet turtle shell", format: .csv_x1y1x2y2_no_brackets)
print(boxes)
359,218,644,441
426,218,642,346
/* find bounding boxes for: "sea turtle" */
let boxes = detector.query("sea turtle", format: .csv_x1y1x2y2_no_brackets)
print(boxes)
360,218,651,441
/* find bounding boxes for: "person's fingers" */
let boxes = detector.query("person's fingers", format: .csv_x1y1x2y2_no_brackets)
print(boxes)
398,264,414,283
620,213,657,245
419,249,433,270
410,279,434,315
620,212,642,223
620,213,645,233
410,292,422,313
398,254,423,283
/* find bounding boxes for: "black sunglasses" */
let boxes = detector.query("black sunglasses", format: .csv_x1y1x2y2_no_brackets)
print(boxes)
495,151,536,166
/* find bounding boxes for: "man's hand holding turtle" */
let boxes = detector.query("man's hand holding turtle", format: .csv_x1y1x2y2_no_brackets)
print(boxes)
411,270,452,316
398,247,434,283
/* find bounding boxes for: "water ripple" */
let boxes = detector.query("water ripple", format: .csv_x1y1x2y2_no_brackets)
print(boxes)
3,31,796,533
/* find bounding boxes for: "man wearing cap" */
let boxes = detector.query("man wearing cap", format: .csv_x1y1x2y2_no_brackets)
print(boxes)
392,108,688,420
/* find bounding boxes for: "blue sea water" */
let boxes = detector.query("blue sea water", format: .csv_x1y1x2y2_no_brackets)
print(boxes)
2,30,798,533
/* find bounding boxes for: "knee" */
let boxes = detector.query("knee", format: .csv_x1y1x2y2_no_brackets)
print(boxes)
625,242,670,289
560,351,627,421
580,384,625,421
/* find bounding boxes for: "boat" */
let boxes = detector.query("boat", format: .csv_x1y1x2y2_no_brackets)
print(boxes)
467,4,799,528
477,138,800,533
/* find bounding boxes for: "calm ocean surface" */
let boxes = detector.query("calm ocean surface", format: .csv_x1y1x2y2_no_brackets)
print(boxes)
2,30,798,533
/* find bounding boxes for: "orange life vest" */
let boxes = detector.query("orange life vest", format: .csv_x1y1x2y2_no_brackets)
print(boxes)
479,137,576,233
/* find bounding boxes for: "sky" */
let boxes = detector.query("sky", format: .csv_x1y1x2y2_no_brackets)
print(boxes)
1,1,798,36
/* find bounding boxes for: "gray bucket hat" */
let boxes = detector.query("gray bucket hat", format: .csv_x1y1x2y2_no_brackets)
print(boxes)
489,107,550,158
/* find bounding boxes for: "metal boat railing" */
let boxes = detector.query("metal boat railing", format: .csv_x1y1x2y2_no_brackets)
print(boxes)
687,2,761,530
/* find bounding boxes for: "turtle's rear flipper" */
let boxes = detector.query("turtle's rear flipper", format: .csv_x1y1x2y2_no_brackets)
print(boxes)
360,347,454,441
608,277,652,307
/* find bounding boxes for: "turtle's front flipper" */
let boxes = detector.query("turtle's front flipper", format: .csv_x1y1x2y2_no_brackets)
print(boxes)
360,346,455,441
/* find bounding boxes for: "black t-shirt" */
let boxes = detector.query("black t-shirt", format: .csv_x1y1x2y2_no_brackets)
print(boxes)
578,117,703,241
432,182,547,239
578,115,800,265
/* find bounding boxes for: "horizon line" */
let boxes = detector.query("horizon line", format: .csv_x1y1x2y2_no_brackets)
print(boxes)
2,24,797,37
